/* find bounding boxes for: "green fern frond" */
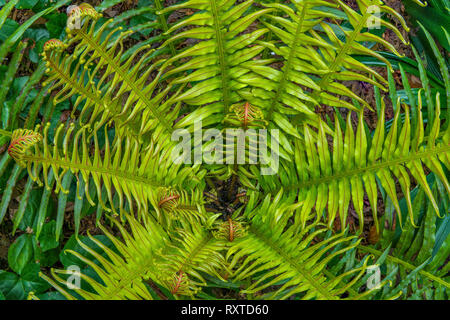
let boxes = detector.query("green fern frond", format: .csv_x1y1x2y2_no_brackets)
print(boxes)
213,217,247,242
40,212,168,300
227,192,376,300
157,0,413,148
357,244,450,299
42,5,177,139
224,102,268,129
159,0,277,126
256,94,449,232
259,0,410,121
41,211,227,299
153,187,207,227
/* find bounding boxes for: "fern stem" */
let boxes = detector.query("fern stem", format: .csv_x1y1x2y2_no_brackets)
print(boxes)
357,245,450,289
284,145,450,191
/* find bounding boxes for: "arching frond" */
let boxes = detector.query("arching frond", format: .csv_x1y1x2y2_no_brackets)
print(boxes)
227,191,378,300
7,122,205,233
160,0,410,141
158,0,289,132
260,0,410,121
256,94,449,232
42,4,178,140
7,129,42,167
41,212,227,299
40,212,169,300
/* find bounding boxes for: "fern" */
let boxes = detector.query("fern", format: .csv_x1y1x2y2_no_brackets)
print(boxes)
227,191,377,300
41,6,176,139
6,120,205,238
255,92,449,232
0,1,448,301
159,0,410,141
40,191,378,300
40,210,227,299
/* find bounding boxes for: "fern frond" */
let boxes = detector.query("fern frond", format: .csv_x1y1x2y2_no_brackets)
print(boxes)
256,0,408,123
224,102,268,129
161,270,192,296
357,244,450,299
159,0,411,146
66,3,101,26
154,223,228,296
9,121,204,229
42,4,177,139
153,187,207,227
41,212,168,300
374,177,450,299
214,217,247,242
159,0,277,127
42,211,227,299
227,191,375,299
256,94,449,232
7,129,42,166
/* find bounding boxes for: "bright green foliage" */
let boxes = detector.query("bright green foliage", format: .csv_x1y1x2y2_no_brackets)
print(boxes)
159,0,410,139
0,0,449,300
257,98,449,232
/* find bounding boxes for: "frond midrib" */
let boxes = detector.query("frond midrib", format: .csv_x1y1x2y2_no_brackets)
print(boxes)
284,144,450,191
22,154,166,189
